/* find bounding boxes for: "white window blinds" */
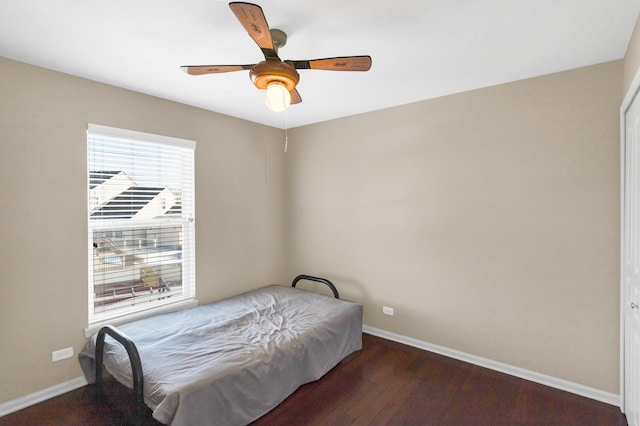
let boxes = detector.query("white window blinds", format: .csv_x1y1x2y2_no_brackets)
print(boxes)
87,124,196,324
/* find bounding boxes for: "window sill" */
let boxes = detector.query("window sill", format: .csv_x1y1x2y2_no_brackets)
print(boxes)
85,298,199,338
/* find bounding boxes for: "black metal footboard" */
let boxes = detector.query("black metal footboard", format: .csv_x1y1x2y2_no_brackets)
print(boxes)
291,274,339,299
95,325,144,405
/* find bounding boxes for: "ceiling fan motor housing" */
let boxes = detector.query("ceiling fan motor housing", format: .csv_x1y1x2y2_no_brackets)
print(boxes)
250,60,299,92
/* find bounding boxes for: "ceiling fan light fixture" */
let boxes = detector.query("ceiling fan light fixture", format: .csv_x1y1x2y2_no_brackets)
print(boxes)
250,60,298,112
265,81,291,112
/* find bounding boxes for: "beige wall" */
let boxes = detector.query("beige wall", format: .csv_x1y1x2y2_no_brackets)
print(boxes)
0,56,288,403
624,13,640,94
0,51,629,405
285,61,623,393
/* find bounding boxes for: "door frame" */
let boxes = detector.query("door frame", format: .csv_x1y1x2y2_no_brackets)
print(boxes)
621,66,640,414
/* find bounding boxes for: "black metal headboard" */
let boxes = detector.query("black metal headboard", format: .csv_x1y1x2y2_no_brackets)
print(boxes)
291,274,339,299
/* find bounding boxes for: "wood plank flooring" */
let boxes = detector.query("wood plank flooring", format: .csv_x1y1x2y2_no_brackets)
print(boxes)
0,333,627,425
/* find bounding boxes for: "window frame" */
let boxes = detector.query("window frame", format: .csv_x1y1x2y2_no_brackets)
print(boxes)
86,124,196,334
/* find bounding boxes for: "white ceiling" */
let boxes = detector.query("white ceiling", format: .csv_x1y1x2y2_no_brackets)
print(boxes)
0,1,638,129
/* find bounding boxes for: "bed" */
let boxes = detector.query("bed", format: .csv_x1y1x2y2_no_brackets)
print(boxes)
78,275,363,425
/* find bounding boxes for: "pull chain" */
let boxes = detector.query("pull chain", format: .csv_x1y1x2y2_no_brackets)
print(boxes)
284,109,288,152
263,123,267,184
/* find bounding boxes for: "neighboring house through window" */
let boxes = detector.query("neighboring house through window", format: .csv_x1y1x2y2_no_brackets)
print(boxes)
87,124,196,329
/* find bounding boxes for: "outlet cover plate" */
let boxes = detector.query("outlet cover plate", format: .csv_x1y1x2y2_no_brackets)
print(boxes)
52,347,74,362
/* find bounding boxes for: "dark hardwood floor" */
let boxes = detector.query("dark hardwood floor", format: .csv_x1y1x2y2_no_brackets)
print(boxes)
0,333,627,425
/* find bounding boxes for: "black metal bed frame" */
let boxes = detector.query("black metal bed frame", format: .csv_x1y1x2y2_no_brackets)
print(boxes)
291,274,339,299
95,325,144,404
93,274,339,420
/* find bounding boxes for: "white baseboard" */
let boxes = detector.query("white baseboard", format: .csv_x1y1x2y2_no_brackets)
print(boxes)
0,376,88,417
363,325,620,407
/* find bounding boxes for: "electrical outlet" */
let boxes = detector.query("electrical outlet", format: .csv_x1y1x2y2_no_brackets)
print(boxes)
52,347,74,362
383,306,394,316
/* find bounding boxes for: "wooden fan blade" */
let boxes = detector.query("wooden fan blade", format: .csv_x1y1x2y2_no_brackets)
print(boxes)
229,2,279,59
180,64,254,75
290,89,302,104
290,56,372,71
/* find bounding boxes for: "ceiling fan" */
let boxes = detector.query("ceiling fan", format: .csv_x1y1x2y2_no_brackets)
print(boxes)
180,2,372,112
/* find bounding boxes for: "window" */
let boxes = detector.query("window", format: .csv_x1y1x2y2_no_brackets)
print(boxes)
87,124,196,326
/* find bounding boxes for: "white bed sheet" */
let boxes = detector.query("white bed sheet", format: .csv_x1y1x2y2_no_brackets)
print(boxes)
79,285,363,425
